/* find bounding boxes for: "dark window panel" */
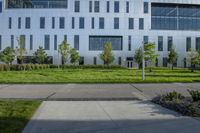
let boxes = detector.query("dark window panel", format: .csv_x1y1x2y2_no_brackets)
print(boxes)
40,17,45,29
79,17,84,29
74,35,79,50
94,1,100,12
75,0,80,12
25,17,31,29
30,35,33,50
158,36,163,51
44,35,50,50
144,2,148,13
186,37,191,52
114,1,119,13
99,17,104,29
139,18,144,30
59,17,65,29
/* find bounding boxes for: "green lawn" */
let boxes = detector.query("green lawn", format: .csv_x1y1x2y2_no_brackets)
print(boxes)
0,67,199,83
0,100,41,133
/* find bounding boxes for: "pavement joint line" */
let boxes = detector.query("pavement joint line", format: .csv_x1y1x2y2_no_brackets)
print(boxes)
129,84,143,92
45,92,56,100
0,85,12,90
96,101,120,129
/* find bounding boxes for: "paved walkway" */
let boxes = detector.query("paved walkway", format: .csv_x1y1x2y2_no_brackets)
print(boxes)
0,83,199,100
23,101,200,133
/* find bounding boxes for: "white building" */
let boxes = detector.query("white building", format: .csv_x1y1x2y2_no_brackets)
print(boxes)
0,0,200,67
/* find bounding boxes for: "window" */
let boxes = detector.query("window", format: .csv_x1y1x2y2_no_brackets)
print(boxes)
40,17,45,29
186,37,191,52
196,37,200,51
64,35,67,41
54,35,57,50
168,36,173,51
20,35,26,49
94,1,100,12
72,17,75,29
128,36,131,51
144,2,148,13
114,1,119,13
99,17,104,29
163,57,168,67
44,35,50,50
18,17,21,29
114,17,119,29
0,35,1,50
139,18,144,30
25,17,31,29
79,57,84,65
52,17,55,29
6,0,68,9
9,17,12,29
91,17,95,29
74,0,80,12
106,1,110,13
59,17,65,29
0,2,2,13
11,35,14,48
89,36,123,51
118,57,122,65
158,36,163,51
79,17,84,29
74,35,79,50
129,18,134,29
143,36,148,44
126,1,129,13
93,57,97,65
30,35,33,50
89,1,92,12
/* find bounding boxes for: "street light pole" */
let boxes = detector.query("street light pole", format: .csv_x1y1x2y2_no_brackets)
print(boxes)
142,42,145,80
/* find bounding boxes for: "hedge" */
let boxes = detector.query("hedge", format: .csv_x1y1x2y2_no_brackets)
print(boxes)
0,64,124,71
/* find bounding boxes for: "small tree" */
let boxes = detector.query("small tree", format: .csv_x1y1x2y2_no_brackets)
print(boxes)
58,40,71,65
144,43,158,72
0,47,15,65
100,42,115,66
70,48,80,65
187,49,200,72
134,47,143,69
168,47,178,70
15,36,27,64
33,46,47,64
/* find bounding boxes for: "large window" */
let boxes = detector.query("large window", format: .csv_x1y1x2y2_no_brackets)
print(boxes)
0,2,2,13
129,18,134,29
74,35,79,50
74,0,80,12
186,37,191,52
94,1,99,12
144,2,148,13
79,17,84,29
25,17,31,29
196,37,200,51
59,17,65,29
114,17,119,29
106,1,109,12
89,36,123,51
40,17,45,29
158,36,163,51
6,0,68,8
139,18,144,30
99,17,104,29
151,3,200,30
168,36,173,51
44,35,50,50
114,1,119,13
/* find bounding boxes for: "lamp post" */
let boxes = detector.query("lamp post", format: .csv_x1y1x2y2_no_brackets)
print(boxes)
142,42,145,80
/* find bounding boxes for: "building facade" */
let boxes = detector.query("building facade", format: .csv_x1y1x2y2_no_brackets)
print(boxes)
0,0,200,67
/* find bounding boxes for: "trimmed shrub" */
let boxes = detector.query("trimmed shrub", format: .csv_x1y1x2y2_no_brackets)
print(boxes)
188,90,200,102
162,91,184,101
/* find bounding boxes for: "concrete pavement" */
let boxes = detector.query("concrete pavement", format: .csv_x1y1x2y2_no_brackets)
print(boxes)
23,101,200,133
0,83,199,100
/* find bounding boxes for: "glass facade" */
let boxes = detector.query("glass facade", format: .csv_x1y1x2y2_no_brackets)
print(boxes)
6,0,68,9
89,36,123,51
152,3,200,30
